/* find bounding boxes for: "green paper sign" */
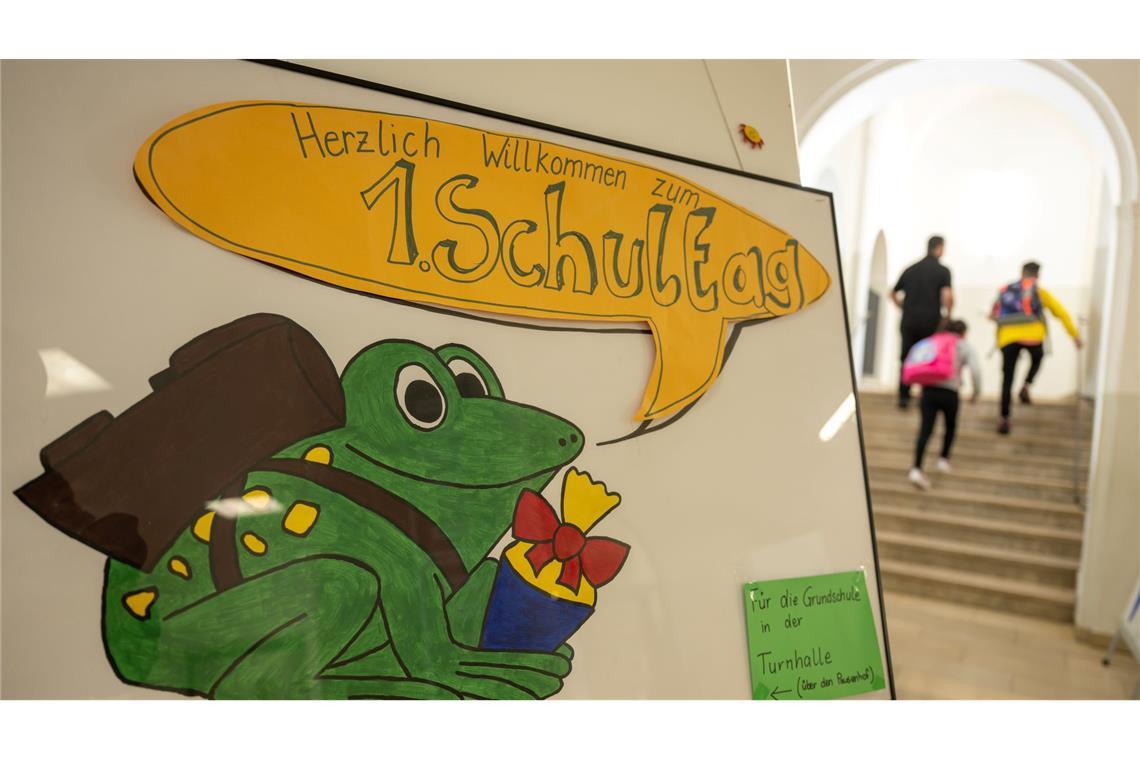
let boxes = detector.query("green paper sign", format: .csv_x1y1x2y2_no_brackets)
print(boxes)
742,570,886,700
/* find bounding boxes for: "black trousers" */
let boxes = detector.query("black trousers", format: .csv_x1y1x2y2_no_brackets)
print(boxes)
899,324,937,402
914,386,960,469
1000,342,1045,418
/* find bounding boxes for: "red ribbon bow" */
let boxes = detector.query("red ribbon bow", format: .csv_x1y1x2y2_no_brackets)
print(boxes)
512,490,630,594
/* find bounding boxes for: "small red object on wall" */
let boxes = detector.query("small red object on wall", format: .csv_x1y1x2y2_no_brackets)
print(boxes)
739,123,764,149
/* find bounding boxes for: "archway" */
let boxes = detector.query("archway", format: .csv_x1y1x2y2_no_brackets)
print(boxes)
798,59,1136,412
796,59,1139,638
800,60,1135,205
857,230,889,385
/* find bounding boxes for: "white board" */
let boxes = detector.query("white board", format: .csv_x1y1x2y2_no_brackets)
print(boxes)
0,60,892,699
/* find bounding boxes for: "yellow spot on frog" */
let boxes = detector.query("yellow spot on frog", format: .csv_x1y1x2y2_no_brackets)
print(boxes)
168,557,191,579
283,501,320,537
242,532,268,555
242,488,272,511
123,588,158,620
303,445,332,465
192,511,215,544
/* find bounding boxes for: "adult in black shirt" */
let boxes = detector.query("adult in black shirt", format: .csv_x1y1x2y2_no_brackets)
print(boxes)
891,235,954,408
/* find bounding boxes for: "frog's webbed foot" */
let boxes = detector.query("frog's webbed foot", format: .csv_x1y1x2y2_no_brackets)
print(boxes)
409,644,573,700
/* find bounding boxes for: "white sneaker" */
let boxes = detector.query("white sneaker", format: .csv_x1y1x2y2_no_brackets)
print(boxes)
908,468,931,491
935,458,953,474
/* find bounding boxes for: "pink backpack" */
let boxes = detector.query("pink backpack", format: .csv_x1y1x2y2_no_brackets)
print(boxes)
902,332,957,386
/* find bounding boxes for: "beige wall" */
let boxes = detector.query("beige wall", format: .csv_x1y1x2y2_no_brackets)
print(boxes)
1074,51,1140,641
1071,60,1140,170
297,59,802,185
1079,202,1140,636
790,59,1140,636
1071,50,1135,642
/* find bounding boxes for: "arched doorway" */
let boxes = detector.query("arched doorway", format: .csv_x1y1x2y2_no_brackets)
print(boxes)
859,231,889,384
795,59,1139,639
798,59,1137,416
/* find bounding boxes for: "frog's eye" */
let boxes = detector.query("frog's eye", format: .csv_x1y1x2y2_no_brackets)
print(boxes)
394,364,447,430
446,358,488,398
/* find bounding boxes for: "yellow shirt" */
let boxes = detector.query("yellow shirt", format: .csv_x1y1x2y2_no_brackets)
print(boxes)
996,285,1080,348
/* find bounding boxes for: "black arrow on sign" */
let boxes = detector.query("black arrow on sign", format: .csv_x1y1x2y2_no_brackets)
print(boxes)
769,686,791,700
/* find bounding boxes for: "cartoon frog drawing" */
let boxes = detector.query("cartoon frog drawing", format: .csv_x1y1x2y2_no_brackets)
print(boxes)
22,320,589,699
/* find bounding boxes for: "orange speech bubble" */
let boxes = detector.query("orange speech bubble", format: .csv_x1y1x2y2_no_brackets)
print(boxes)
134,102,830,420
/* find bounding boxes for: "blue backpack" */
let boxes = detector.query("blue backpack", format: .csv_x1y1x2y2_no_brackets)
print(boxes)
993,279,1043,325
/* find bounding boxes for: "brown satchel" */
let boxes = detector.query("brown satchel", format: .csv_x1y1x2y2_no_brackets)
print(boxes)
15,314,346,572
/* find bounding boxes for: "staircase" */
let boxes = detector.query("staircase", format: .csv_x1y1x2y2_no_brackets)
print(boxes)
860,391,1092,622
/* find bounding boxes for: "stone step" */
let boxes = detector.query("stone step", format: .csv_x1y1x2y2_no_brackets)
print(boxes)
868,461,1083,505
861,428,1090,458
875,530,1079,589
871,482,1085,530
857,391,1089,421
878,558,1075,622
857,410,1089,439
861,390,1087,623
872,506,1084,558
857,391,1089,410
859,398,1092,428
862,410,1090,429
865,419,1092,445
860,391,1092,418
862,436,1089,478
